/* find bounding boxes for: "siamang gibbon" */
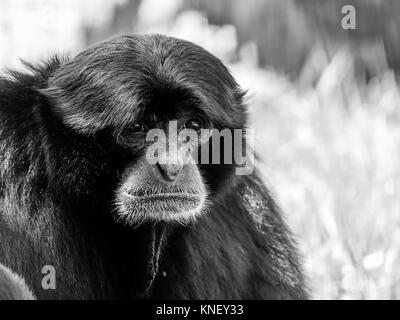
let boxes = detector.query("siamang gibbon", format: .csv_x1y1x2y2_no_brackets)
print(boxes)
0,34,307,299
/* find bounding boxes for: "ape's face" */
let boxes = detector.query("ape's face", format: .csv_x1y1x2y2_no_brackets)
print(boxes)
113,109,211,225
43,35,246,225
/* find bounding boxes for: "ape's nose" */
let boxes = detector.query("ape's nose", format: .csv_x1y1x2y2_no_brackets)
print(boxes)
156,162,183,182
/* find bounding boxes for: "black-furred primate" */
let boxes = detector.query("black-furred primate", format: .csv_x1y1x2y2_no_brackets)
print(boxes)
0,34,307,299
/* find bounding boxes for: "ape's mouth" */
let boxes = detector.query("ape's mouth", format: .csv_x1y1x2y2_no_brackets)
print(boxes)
117,191,206,224
124,192,201,202
123,192,202,209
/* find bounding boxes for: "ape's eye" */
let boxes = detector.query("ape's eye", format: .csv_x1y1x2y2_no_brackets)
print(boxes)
116,123,147,146
126,123,147,134
184,119,202,131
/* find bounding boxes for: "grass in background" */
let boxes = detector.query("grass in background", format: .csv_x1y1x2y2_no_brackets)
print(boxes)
232,48,400,299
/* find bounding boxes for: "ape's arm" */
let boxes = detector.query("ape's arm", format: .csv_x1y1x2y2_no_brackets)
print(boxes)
0,263,35,300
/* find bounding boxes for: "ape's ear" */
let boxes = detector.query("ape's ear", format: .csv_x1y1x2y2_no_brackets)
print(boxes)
0,264,35,300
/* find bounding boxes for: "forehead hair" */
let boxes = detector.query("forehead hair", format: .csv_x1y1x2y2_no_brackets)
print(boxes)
42,34,246,134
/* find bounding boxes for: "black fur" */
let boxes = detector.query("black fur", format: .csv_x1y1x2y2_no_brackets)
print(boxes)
0,34,307,299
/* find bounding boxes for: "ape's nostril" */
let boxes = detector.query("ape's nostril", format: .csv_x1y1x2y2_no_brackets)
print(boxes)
156,162,183,182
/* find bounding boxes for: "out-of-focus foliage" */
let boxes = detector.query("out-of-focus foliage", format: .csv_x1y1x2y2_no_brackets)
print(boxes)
1,0,400,299
235,54,400,299
0,0,127,68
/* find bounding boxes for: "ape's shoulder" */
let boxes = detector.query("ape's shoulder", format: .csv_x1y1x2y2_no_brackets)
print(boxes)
205,173,309,299
0,264,35,300
0,57,66,145
0,56,64,114
0,55,64,88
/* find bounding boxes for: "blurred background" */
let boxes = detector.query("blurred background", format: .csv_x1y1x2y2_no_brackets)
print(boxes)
1,0,400,299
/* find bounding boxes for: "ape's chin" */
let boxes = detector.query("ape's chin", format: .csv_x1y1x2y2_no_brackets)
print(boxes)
114,192,207,225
